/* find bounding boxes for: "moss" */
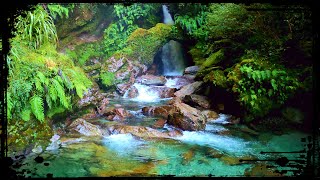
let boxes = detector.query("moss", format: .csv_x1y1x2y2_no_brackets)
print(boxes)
203,70,228,88
57,5,113,50
201,49,225,69
125,23,175,66
188,46,206,66
8,118,53,157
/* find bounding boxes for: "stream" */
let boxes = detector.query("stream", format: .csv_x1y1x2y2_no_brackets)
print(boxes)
12,76,310,177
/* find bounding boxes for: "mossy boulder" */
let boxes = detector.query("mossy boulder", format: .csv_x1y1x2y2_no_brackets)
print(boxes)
125,23,176,66
56,5,113,50
203,69,228,88
201,49,225,69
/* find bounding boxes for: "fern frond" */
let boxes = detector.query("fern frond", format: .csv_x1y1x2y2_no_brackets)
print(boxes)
30,95,45,122
35,78,44,93
20,107,32,121
37,71,49,85
48,84,58,103
52,78,69,108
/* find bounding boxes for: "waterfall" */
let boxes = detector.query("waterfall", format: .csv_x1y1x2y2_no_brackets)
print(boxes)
161,5,186,76
162,5,174,25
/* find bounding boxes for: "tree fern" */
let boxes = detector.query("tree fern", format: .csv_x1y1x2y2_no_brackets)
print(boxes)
30,95,45,122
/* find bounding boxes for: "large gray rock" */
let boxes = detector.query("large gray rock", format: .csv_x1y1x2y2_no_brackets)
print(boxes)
68,118,103,136
183,94,211,109
174,81,203,98
136,75,167,85
167,99,207,131
109,125,183,139
184,66,199,75
149,86,176,98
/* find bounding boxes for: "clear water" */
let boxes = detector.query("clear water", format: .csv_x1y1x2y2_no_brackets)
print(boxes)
12,81,311,177
12,97,310,178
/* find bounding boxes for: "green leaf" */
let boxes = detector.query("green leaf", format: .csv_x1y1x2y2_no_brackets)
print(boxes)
30,95,44,122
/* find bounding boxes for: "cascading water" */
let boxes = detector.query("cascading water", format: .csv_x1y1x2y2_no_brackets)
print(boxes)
123,83,161,102
161,5,186,76
162,5,174,25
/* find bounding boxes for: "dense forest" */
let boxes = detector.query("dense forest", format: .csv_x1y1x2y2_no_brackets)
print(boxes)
1,2,317,177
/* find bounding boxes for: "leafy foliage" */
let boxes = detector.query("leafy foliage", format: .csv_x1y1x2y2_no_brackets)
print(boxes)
8,8,93,122
103,4,159,58
14,5,58,49
30,95,45,122
47,4,74,19
100,71,115,87
227,59,300,119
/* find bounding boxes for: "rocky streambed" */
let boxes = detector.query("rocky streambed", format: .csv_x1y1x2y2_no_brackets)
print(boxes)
11,71,310,178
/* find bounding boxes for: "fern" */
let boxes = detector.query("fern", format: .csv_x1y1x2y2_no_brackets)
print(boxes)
30,95,45,122
48,83,58,103
47,4,73,19
20,107,32,122
51,78,69,109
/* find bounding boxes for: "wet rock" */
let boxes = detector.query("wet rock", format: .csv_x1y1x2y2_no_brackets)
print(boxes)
183,94,211,109
103,107,131,121
109,125,183,139
77,85,107,109
244,163,282,177
174,81,203,98
81,108,98,120
152,119,167,129
220,155,257,166
126,86,139,98
184,66,199,75
68,118,103,136
173,76,195,90
142,105,177,118
201,110,219,121
114,108,131,119
167,97,183,105
46,134,61,151
105,56,125,73
96,98,110,115
136,75,167,85
204,148,224,158
116,83,132,95
181,148,195,165
168,102,206,131
149,86,176,98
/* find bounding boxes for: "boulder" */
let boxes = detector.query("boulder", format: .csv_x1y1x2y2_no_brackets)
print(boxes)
202,110,219,120
77,84,107,108
183,94,211,109
116,83,132,95
142,105,177,118
168,102,207,131
135,75,167,86
109,125,183,139
68,118,103,136
152,119,167,129
126,86,139,98
184,66,199,75
106,56,125,73
149,86,176,98
103,107,131,121
174,81,203,98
